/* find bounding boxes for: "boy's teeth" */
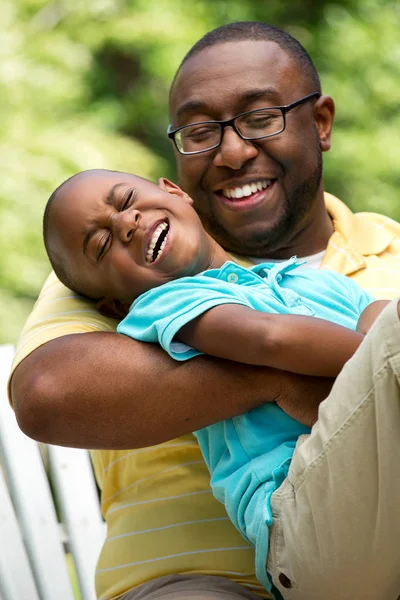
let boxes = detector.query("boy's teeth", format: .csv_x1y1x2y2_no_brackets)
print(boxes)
222,179,271,199
155,239,167,261
146,221,169,262
149,223,166,249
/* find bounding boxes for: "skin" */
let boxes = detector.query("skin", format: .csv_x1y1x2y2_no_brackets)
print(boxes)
50,168,365,379
48,171,229,307
170,40,335,258
11,40,338,448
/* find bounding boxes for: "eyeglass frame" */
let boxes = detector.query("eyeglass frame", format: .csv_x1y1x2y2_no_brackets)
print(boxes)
167,91,321,155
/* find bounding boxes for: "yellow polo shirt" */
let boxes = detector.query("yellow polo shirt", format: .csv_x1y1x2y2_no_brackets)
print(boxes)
9,194,400,600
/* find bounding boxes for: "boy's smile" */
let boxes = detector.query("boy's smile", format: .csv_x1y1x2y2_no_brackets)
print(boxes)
145,219,170,264
47,169,228,305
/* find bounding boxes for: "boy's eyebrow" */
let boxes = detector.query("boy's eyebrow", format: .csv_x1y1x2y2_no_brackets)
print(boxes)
83,181,128,255
83,227,95,256
105,182,128,205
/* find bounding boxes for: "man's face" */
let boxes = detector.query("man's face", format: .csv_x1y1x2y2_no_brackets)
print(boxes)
169,40,334,258
48,170,211,304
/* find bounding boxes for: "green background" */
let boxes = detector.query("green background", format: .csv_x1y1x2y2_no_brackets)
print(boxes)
1,0,399,343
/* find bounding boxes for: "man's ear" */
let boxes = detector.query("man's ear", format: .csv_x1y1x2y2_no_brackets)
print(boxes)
314,95,335,152
96,297,130,319
157,177,193,204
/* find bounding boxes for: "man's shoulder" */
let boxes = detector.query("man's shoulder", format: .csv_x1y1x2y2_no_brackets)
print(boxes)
325,192,399,260
355,209,400,233
325,192,400,232
11,271,117,384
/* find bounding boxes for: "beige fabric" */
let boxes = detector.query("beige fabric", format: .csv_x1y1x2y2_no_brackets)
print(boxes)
267,299,400,600
118,574,264,600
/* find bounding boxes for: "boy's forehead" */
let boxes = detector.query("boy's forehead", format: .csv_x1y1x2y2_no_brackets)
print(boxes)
61,170,148,199
70,170,137,188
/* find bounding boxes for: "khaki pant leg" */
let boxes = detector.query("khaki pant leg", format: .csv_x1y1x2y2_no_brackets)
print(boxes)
268,299,400,600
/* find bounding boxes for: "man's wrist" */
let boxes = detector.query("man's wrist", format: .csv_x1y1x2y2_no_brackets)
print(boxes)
275,373,333,428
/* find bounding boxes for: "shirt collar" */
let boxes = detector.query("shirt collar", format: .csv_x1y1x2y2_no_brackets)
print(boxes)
230,192,396,276
323,192,396,275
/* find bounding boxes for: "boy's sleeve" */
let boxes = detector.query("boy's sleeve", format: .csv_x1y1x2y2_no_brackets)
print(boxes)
347,277,376,315
117,275,250,361
320,269,375,317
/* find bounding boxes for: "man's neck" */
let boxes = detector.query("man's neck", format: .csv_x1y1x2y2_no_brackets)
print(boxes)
258,204,334,261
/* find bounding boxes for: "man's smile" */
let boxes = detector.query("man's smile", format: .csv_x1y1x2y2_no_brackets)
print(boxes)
213,178,278,213
221,179,273,199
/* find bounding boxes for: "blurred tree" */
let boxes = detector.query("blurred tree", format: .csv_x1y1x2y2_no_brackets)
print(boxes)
1,0,399,342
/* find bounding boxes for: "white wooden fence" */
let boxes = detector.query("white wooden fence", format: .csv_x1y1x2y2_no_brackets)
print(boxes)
0,344,106,600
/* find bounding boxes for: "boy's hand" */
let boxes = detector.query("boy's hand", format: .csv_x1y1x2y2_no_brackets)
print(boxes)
356,300,390,335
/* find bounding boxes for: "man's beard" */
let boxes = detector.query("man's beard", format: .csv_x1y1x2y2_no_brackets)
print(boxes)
200,150,323,258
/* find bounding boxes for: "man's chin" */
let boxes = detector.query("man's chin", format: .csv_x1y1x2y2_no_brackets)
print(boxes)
199,204,291,255
211,221,286,257
213,232,276,257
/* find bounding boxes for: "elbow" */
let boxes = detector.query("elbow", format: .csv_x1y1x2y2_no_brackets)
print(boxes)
11,362,59,443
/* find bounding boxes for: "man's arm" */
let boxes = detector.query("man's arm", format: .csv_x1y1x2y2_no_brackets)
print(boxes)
10,331,332,449
356,300,390,335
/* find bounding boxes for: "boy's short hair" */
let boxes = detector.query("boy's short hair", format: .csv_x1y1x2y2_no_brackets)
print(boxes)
43,174,95,299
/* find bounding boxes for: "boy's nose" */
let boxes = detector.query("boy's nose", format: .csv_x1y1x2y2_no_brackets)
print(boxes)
113,209,141,242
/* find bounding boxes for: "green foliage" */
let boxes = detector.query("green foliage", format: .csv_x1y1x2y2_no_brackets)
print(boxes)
1,0,399,342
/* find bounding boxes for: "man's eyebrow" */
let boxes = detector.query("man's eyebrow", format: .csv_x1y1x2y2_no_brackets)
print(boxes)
82,182,128,256
241,88,281,104
175,100,208,121
174,87,280,122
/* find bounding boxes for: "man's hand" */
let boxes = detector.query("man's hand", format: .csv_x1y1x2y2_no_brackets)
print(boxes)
276,374,334,428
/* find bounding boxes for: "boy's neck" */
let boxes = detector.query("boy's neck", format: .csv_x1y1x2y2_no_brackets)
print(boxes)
205,238,232,271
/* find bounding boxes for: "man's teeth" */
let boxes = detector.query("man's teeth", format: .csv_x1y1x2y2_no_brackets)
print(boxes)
146,221,169,262
222,180,271,199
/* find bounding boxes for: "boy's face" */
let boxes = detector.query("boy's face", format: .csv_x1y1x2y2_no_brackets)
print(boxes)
48,170,213,304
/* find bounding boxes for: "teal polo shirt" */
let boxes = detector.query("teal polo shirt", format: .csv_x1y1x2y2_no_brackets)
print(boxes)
117,257,373,593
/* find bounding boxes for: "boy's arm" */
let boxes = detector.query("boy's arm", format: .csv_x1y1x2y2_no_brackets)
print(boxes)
178,304,364,377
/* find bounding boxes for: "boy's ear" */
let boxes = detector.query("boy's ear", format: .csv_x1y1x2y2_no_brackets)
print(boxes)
157,177,193,204
96,297,130,319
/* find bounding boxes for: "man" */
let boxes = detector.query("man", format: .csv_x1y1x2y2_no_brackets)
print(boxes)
9,22,400,600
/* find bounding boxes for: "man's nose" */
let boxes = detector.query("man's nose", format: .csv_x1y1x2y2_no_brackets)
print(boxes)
213,127,258,170
113,209,141,242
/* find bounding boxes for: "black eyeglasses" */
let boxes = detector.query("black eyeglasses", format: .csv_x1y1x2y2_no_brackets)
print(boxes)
167,92,320,155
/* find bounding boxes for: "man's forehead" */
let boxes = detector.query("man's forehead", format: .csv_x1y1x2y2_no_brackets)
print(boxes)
170,40,298,117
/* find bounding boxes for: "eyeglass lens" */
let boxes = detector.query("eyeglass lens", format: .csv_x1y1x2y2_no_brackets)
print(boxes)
175,108,284,153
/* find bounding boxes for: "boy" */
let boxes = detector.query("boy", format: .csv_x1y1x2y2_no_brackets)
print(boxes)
43,168,385,596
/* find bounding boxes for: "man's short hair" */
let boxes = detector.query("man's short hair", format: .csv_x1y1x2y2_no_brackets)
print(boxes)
171,21,321,95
